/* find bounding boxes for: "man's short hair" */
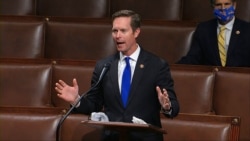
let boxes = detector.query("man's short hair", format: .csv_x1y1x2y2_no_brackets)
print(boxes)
111,10,141,31
210,0,236,6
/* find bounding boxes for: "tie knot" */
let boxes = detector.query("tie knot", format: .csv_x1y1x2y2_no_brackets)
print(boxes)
124,57,130,64
220,26,226,32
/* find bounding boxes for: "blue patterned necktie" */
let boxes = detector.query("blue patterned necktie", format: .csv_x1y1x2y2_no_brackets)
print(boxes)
121,57,131,108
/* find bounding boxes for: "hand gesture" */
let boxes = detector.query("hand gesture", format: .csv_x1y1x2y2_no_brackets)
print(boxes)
156,86,171,111
55,78,79,104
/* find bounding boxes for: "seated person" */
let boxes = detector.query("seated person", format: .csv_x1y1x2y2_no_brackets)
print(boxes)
177,0,250,67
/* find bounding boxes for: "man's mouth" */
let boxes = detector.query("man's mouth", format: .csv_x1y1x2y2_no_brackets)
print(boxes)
116,41,125,45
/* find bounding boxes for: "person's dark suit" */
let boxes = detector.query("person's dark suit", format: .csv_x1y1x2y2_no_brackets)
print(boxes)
177,18,250,67
74,48,179,141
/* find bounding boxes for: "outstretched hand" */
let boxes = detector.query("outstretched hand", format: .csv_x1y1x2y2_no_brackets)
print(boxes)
55,78,79,104
156,86,171,111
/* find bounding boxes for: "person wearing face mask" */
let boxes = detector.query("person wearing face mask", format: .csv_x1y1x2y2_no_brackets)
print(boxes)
177,0,250,67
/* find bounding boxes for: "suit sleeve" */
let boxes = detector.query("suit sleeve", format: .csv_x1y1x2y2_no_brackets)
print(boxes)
157,59,179,118
72,61,105,114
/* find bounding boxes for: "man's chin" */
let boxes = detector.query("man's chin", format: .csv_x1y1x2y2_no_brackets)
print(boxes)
116,45,125,51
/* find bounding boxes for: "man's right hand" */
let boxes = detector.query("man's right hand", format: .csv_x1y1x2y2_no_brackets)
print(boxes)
55,78,79,104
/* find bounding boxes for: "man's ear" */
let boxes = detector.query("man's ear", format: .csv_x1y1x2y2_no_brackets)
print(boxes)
233,2,237,9
134,28,140,38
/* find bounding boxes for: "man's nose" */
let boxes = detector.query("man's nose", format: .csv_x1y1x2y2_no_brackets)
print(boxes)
220,4,231,10
115,31,121,38
221,4,226,10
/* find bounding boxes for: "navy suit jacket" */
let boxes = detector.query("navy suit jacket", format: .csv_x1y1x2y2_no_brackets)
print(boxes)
75,48,179,128
177,18,250,67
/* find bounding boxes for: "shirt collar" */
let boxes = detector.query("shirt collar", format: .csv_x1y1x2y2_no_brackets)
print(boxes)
218,17,235,30
120,44,141,62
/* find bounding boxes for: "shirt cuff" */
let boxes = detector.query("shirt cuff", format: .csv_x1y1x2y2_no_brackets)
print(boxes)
161,102,172,115
70,95,81,108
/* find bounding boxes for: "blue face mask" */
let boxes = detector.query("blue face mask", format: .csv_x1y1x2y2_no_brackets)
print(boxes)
213,5,235,23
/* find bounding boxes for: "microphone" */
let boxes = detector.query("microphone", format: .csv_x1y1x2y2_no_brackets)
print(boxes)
56,63,110,141
96,63,110,84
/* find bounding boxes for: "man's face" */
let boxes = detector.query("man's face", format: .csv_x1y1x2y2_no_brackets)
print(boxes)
112,17,140,56
214,0,236,10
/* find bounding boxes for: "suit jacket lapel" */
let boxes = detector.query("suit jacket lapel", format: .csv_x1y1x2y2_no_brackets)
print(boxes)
109,54,124,106
227,18,241,58
126,49,148,107
209,20,222,65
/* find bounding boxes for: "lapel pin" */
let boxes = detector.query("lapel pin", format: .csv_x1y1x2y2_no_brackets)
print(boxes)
140,64,144,69
236,30,240,35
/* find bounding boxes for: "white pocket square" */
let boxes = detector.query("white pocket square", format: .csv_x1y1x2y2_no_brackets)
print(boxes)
132,116,147,124
90,112,109,122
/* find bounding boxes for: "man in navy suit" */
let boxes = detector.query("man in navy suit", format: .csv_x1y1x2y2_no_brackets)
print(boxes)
55,10,179,141
177,0,250,67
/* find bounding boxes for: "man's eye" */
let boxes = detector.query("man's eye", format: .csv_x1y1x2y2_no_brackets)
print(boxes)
121,29,126,33
225,2,232,5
